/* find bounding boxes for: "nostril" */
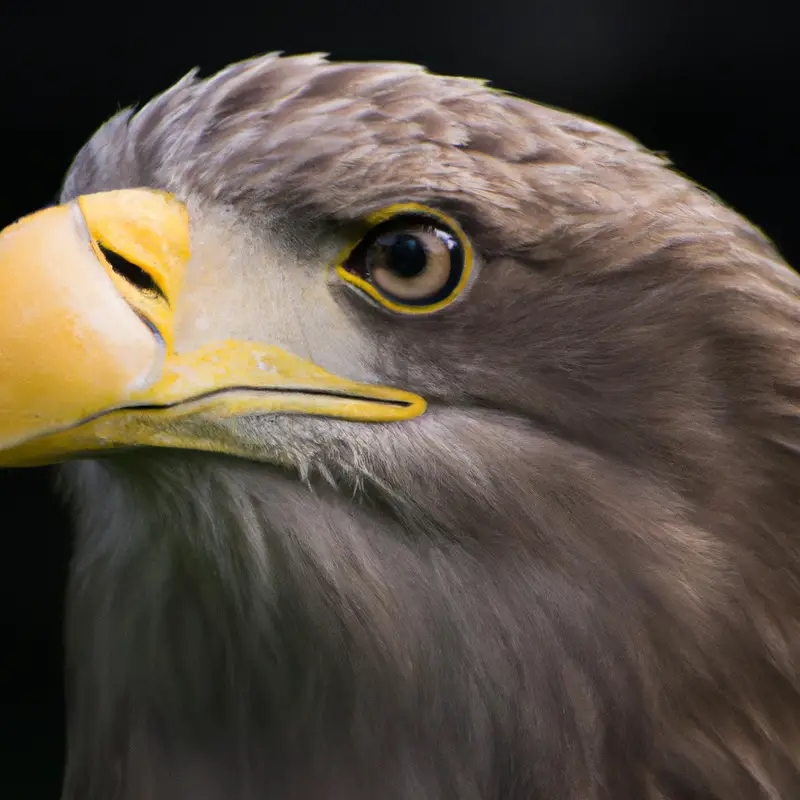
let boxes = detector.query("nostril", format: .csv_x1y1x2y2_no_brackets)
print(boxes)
98,243,168,304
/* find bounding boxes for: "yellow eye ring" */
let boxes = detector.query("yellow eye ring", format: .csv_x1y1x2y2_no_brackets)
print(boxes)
334,203,474,315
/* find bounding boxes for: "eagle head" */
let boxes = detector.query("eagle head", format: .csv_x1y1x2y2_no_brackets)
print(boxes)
0,53,798,799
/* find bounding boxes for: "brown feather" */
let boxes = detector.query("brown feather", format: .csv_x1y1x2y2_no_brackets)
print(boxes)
57,53,800,800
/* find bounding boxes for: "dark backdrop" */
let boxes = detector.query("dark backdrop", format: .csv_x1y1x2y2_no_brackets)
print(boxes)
1,1,797,796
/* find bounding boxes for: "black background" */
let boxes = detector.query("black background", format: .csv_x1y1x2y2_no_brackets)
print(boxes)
1,1,797,795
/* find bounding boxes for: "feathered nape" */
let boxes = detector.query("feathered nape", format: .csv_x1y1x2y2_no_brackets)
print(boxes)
59,395,800,798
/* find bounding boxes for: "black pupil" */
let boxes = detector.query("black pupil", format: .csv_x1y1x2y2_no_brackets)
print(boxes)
382,233,427,278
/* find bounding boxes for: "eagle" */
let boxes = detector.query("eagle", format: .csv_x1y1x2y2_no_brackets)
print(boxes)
0,53,798,800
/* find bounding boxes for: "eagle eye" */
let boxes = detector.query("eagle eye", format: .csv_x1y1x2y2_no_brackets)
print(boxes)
336,204,473,314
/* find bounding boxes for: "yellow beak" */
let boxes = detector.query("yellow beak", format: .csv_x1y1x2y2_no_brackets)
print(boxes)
0,189,425,466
